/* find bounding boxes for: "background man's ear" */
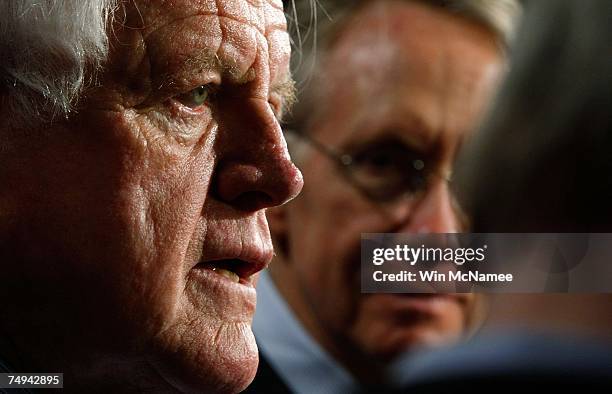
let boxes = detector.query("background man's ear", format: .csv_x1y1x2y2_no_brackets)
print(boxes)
266,205,289,258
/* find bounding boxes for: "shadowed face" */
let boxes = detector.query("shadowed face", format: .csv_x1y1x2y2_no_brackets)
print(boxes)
0,0,302,392
270,1,502,365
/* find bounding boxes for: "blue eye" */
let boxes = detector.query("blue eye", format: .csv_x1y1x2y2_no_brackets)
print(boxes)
176,85,210,109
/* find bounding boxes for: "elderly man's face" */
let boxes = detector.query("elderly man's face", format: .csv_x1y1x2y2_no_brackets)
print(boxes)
270,1,502,364
0,0,301,392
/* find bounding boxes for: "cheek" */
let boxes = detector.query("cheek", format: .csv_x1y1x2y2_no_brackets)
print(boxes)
294,164,368,253
288,171,355,276
292,174,392,290
128,142,216,308
1,110,220,351
77,111,219,337
286,174,370,330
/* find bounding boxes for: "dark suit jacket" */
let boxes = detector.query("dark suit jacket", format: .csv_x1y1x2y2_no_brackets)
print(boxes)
396,334,612,394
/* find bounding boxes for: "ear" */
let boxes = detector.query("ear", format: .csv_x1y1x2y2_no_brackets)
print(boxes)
266,204,290,258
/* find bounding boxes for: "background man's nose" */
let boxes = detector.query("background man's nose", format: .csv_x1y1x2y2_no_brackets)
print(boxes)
212,101,303,212
398,181,460,233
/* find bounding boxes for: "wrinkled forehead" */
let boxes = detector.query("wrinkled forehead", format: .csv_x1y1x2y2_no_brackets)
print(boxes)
123,0,290,83
130,0,286,34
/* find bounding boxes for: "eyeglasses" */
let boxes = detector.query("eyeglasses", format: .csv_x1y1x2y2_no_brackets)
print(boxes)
285,129,451,203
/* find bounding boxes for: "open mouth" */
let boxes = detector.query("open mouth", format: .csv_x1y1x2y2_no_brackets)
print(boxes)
195,259,258,285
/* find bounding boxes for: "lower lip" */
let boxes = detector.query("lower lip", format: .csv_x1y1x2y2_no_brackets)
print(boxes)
193,263,255,287
188,266,257,308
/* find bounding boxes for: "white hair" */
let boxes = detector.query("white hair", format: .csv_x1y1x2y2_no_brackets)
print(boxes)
288,0,522,85
0,0,117,127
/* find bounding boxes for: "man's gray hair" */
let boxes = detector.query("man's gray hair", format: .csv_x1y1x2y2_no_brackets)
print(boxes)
0,0,117,127
286,0,523,160
289,0,521,59
284,0,522,160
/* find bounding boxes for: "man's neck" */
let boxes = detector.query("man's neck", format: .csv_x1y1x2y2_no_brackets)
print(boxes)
267,261,388,385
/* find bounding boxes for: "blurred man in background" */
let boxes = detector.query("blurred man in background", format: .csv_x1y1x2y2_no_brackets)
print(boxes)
246,1,521,392
400,0,612,391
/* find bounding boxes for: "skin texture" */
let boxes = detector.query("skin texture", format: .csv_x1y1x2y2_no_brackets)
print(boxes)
268,0,503,382
0,0,302,393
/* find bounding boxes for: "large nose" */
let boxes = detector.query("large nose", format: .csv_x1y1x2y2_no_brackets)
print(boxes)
397,180,460,233
212,100,303,212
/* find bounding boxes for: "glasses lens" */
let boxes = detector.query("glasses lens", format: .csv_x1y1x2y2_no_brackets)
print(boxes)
347,143,428,201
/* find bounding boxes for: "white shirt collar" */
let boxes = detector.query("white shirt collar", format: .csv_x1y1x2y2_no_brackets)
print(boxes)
253,270,360,394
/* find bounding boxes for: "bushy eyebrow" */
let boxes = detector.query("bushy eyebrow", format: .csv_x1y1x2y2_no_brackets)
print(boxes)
155,53,224,91
163,51,296,116
272,77,297,115
184,53,223,73
182,53,246,79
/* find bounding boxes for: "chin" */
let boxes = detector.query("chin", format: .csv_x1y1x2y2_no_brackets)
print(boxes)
149,322,259,394
393,328,462,353
360,326,463,362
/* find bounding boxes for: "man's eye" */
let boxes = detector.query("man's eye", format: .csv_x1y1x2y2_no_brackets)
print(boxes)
269,96,283,120
353,146,406,175
349,143,431,199
175,85,211,109
363,151,393,169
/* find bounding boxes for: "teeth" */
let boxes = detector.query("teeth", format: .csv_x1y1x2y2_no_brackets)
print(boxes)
212,267,240,283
